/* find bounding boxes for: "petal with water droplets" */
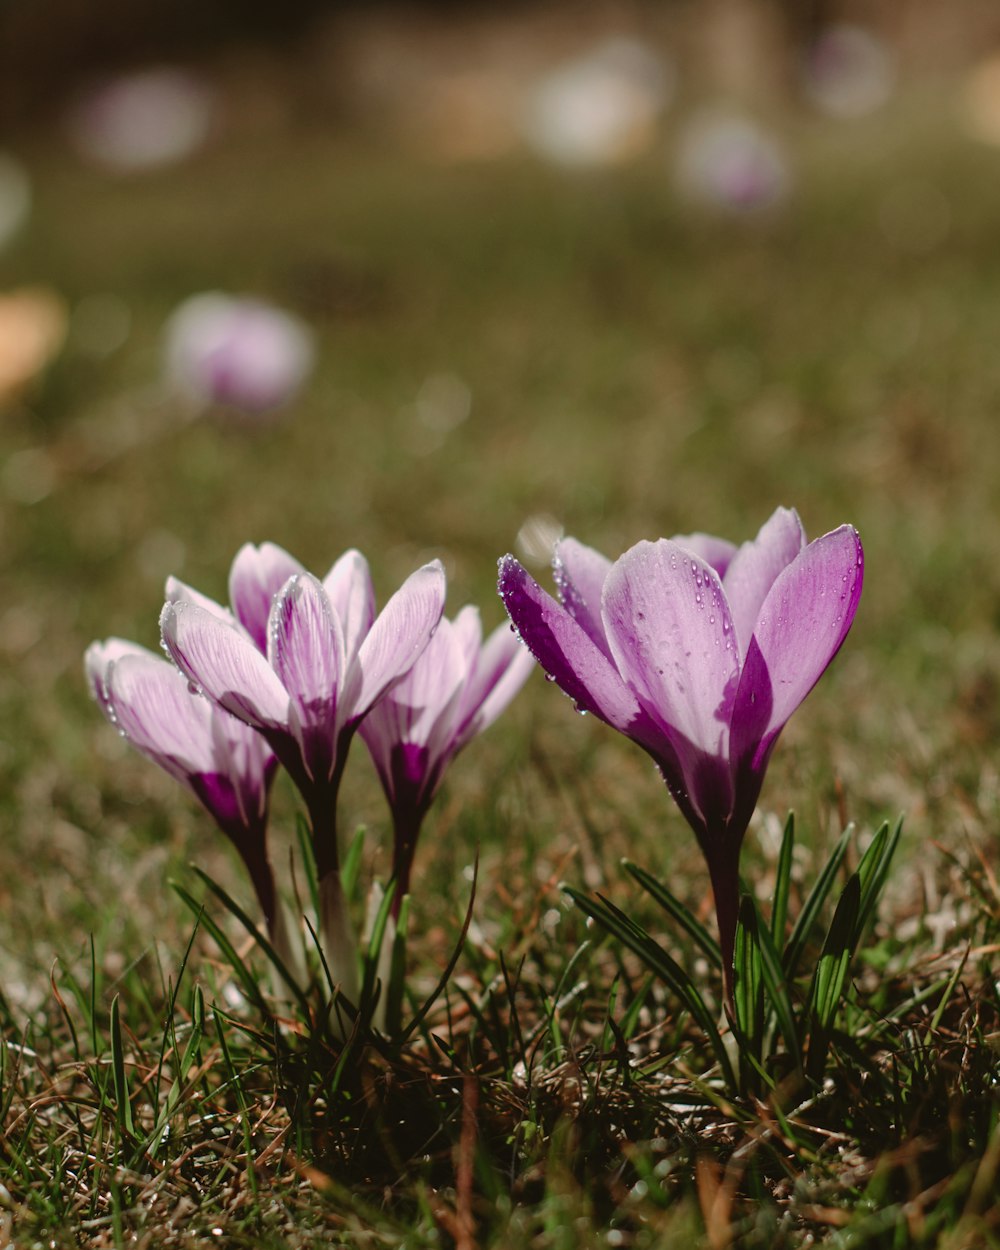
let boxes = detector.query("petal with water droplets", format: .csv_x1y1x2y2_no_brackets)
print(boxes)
85,638,154,717
671,532,738,578
229,541,304,652
498,554,644,734
161,600,289,729
601,539,739,757
553,537,613,656
107,650,215,781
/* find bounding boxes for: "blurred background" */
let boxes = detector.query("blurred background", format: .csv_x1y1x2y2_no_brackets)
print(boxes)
3,0,1000,988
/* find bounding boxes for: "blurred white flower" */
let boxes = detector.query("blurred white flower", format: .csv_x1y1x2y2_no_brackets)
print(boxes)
67,67,214,172
0,154,31,251
674,111,791,214
163,293,315,415
802,26,895,119
522,37,673,167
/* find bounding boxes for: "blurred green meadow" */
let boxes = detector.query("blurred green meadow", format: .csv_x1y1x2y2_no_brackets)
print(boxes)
1,5,1000,1244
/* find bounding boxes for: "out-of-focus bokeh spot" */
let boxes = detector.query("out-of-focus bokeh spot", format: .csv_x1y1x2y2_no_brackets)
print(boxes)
0,287,67,401
674,111,791,215
961,52,1000,145
521,37,673,168
802,25,895,118
162,293,315,417
65,66,215,173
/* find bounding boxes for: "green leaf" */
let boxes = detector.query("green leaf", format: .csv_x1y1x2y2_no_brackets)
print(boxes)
622,860,722,965
771,812,796,946
784,823,853,979
109,994,135,1140
401,853,479,1044
384,895,410,1040
359,880,397,1021
855,819,902,939
171,883,270,1017
749,898,803,1073
340,825,367,903
191,867,310,1013
733,896,765,1064
563,884,736,1094
806,873,861,1081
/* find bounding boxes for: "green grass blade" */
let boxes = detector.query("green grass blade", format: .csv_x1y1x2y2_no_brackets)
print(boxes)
749,898,803,1073
109,994,135,1140
359,880,397,1021
171,883,270,1016
191,866,309,1012
621,860,722,965
563,885,736,1092
784,823,854,979
340,825,367,903
771,811,796,946
384,895,410,1041
855,819,902,937
401,853,479,1044
805,874,861,1081
733,896,765,1064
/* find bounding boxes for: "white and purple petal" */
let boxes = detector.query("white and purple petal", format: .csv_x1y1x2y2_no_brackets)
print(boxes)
670,532,739,578
602,540,739,756
323,549,376,665
731,524,864,772
721,506,806,661
267,573,345,781
453,620,535,752
161,600,289,730
228,541,304,652
553,537,614,656
498,554,646,736
85,637,152,718
351,559,447,721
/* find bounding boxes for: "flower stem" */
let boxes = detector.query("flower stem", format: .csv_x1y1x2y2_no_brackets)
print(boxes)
706,845,741,1017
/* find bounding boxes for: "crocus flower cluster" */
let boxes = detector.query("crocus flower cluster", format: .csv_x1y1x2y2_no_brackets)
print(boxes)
498,507,863,999
88,542,532,1016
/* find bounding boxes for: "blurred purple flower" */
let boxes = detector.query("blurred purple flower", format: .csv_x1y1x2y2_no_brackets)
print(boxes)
161,544,446,998
85,639,279,930
67,67,214,172
164,293,315,416
498,507,863,993
803,26,894,119
675,112,791,214
359,606,534,907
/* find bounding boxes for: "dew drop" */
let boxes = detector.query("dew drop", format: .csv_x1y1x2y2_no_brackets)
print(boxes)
544,672,557,683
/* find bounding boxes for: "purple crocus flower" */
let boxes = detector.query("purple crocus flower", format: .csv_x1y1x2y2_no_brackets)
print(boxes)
498,507,863,996
85,638,280,935
160,545,447,1000
163,293,314,416
359,606,535,908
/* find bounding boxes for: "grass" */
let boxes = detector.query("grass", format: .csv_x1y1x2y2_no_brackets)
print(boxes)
2,37,1000,1248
